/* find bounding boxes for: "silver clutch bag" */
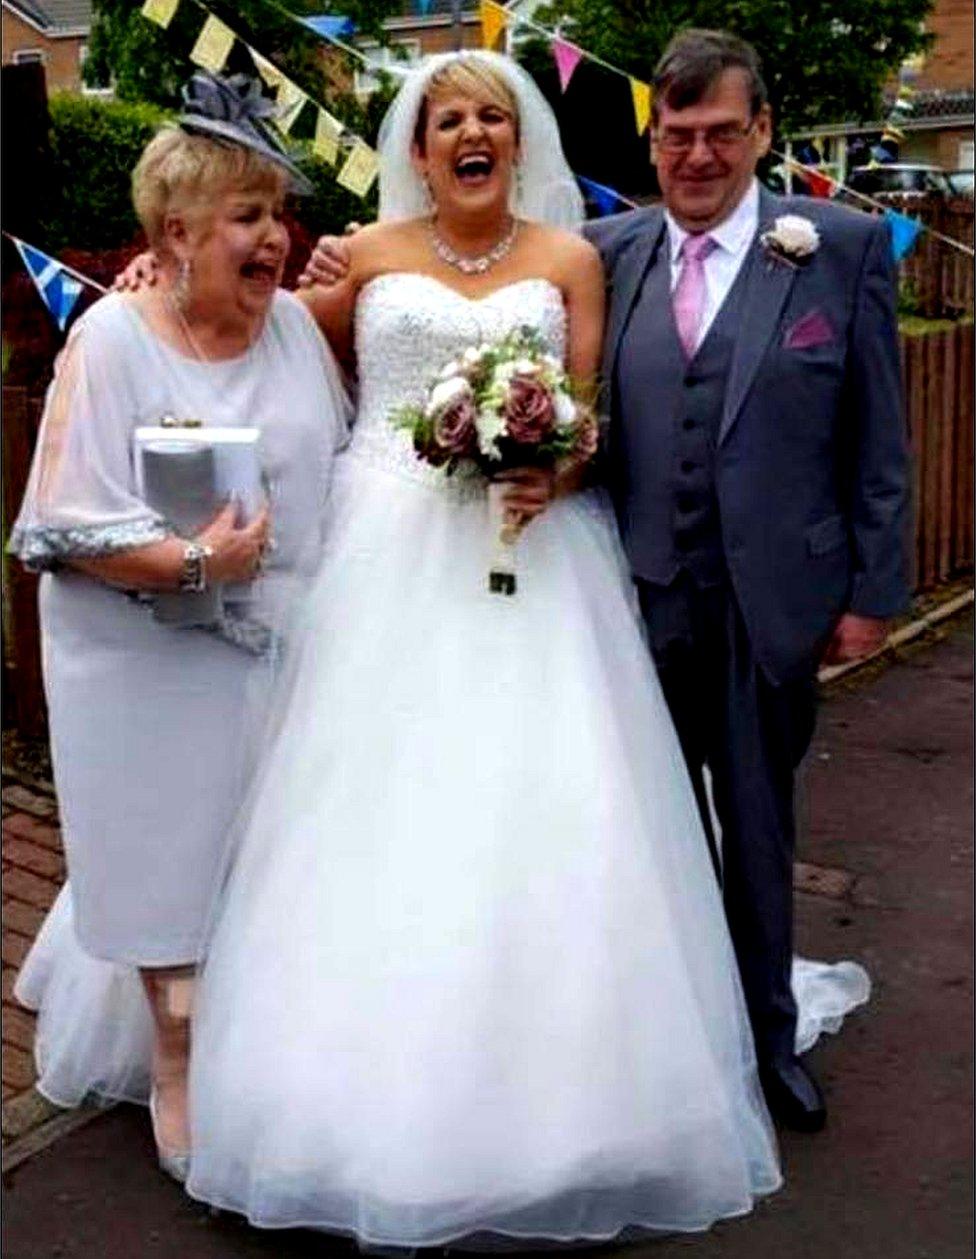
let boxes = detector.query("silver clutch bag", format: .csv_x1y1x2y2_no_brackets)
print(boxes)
134,426,263,628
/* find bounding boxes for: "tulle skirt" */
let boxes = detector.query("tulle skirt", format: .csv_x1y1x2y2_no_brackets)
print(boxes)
187,458,775,1244
16,457,871,1244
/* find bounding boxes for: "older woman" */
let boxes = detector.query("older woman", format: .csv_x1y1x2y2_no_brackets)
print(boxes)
10,71,350,1180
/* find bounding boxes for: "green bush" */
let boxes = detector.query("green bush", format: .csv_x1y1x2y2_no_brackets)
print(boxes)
41,92,166,250
39,91,378,254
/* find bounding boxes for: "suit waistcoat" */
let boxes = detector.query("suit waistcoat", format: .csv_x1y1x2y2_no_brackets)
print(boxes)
613,242,755,586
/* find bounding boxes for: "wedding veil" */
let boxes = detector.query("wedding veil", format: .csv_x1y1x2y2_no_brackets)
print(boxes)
376,50,585,231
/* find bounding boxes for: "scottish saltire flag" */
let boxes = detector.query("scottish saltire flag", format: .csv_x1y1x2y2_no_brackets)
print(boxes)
13,239,83,330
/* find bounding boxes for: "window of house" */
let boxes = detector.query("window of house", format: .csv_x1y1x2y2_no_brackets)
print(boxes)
13,49,45,64
354,40,421,97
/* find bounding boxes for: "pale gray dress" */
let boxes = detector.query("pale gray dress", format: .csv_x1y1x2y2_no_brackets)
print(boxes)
10,290,350,965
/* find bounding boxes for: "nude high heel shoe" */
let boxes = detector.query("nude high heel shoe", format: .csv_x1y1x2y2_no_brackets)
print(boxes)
149,1088,190,1184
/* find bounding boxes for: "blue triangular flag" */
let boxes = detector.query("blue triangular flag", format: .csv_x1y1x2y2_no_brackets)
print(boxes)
14,239,83,331
415,0,434,12
884,208,922,262
302,14,356,40
578,175,624,218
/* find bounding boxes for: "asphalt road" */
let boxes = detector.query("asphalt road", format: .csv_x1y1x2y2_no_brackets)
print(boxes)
3,616,972,1259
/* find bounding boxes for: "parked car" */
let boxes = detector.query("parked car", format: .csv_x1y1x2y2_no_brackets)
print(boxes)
946,170,974,198
845,164,953,198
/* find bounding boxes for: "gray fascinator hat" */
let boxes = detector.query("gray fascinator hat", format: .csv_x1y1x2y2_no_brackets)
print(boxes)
178,70,314,195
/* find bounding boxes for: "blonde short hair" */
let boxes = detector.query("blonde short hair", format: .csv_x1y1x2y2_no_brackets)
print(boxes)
413,57,520,151
132,126,288,250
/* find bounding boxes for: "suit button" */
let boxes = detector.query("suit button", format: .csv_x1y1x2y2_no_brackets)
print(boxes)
680,460,696,474
682,418,695,431
676,493,696,513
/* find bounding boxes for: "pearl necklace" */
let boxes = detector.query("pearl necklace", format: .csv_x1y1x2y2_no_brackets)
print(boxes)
429,216,519,275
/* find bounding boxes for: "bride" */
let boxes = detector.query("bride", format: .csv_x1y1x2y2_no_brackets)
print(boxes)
182,52,858,1243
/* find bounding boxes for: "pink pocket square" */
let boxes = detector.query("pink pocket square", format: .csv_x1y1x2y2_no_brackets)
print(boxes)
783,309,836,350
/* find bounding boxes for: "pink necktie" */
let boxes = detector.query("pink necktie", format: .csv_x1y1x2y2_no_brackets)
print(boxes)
673,234,717,360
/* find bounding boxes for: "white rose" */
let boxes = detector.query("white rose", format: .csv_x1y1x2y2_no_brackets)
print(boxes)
512,358,539,376
553,390,578,430
438,360,462,382
461,346,483,369
770,215,820,257
427,376,472,419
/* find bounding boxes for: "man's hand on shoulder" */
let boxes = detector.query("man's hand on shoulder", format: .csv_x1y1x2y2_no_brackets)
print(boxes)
821,613,889,666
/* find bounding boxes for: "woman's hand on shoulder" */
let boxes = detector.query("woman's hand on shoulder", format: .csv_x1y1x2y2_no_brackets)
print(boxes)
297,224,360,290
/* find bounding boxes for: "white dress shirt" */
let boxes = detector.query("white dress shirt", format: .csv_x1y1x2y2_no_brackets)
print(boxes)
665,179,760,351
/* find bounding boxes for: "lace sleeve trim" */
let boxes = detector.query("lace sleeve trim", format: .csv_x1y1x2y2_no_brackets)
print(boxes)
9,517,171,572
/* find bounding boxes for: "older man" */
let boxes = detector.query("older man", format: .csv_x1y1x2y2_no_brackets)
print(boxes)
586,29,909,1130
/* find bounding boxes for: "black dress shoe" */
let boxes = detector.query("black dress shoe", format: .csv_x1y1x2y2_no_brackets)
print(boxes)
759,1058,827,1132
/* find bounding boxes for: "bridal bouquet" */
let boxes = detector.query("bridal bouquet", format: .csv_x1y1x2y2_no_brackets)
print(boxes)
393,327,598,595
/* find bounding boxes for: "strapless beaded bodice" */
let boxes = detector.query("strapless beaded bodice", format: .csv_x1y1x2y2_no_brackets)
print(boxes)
348,273,567,494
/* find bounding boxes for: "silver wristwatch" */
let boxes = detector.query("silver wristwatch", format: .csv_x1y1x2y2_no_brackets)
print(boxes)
179,541,214,593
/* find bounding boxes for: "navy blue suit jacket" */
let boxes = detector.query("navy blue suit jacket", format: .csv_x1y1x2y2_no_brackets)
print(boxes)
585,188,911,682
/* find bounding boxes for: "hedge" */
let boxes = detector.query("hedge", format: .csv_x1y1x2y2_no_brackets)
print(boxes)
40,91,378,254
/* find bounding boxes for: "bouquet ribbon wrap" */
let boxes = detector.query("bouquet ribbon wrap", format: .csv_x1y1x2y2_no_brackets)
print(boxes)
487,481,519,596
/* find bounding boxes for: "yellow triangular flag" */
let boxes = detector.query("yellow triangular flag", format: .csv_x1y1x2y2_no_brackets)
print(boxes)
336,139,379,199
274,79,307,135
251,50,285,91
141,0,179,29
480,0,506,50
313,109,342,165
630,78,651,135
190,15,235,74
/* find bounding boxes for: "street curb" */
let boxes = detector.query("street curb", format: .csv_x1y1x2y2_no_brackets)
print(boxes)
817,587,974,688
2,1097,109,1175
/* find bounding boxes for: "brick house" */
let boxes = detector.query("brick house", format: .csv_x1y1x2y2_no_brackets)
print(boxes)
1,0,94,93
787,0,975,177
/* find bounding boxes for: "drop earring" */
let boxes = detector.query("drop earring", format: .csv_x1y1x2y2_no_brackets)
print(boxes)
174,257,192,311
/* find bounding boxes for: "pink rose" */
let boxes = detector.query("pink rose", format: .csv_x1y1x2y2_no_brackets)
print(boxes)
504,375,555,444
433,395,477,455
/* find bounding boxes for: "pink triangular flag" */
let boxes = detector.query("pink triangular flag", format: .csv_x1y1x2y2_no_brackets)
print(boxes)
552,38,583,93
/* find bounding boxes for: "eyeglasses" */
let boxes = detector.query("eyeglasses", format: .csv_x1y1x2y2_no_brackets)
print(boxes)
654,122,757,155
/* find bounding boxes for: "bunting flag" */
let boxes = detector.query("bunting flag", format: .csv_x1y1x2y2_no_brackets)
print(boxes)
552,38,583,93
274,79,308,135
251,50,285,90
480,0,507,50
302,14,356,41
803,168,835,198
415,0,435,12
577,175,627,217
141,0,179,29
190,14,235,73
313,107,343,165
630,78,651,135
12,239,85,331
884,208,922,262
336,139,379,197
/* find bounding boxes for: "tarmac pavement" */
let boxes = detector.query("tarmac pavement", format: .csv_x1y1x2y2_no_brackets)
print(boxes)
2,614,972,1259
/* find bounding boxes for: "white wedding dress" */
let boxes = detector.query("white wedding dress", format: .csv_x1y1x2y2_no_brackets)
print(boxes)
183,273,857,1244
18,274,868,1244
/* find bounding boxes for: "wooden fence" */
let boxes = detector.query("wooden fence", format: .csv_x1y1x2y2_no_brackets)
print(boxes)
2,325,975,734
881,193,975,319
903,322,975,590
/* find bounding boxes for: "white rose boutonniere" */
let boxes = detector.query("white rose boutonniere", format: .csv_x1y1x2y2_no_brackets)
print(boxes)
760,215,821,269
